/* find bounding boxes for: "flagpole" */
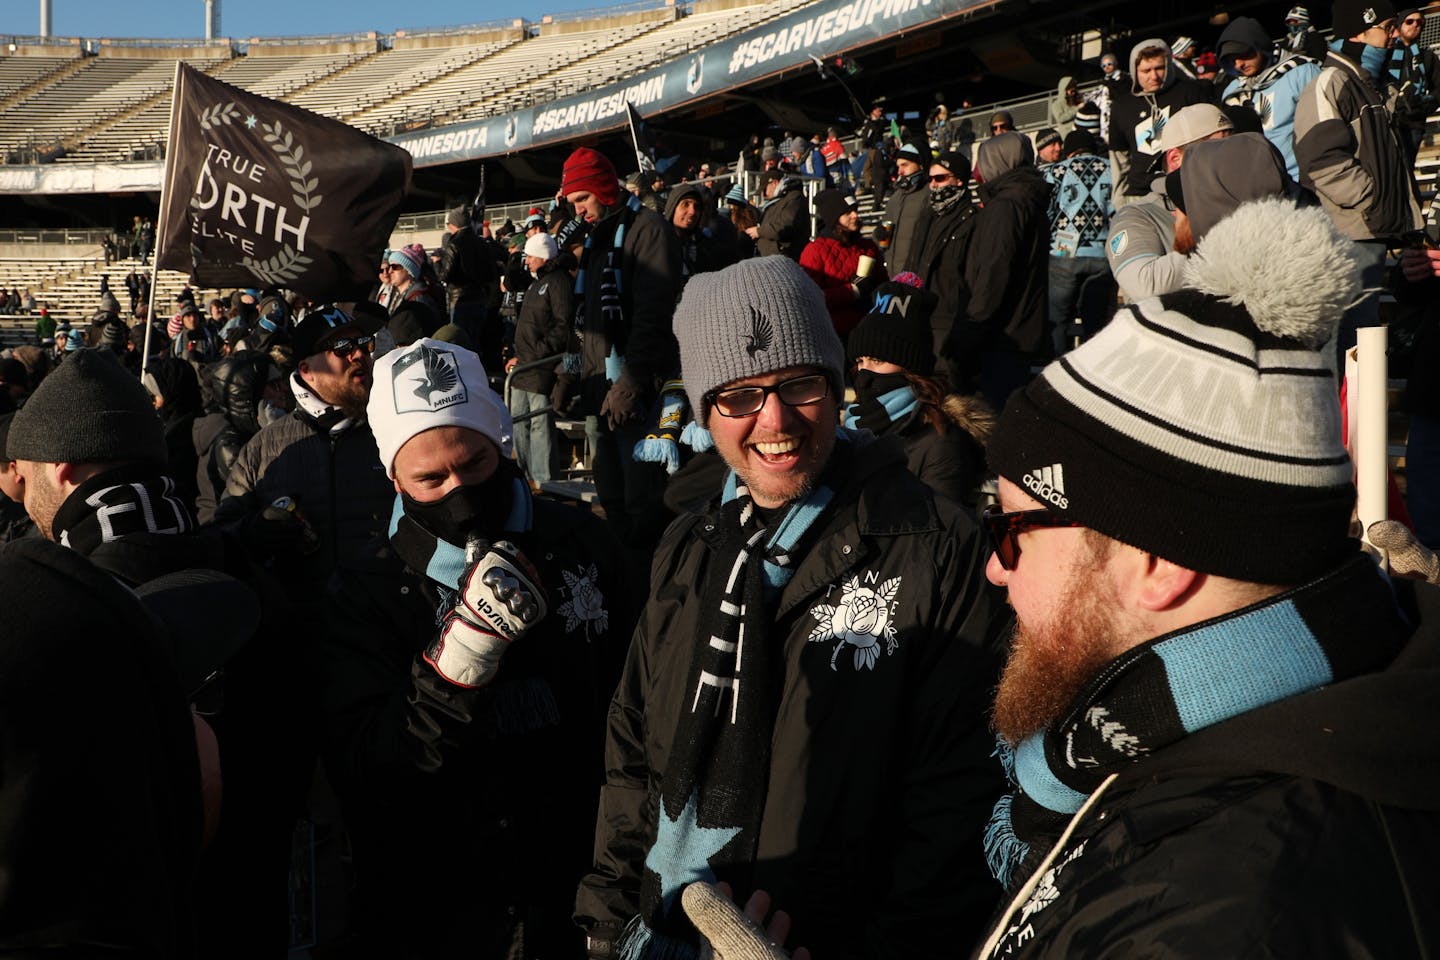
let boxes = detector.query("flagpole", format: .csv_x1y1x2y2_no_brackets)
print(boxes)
142,59,186,376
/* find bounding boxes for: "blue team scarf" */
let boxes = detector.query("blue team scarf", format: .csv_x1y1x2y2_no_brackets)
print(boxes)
842,384,918,432
983,554,1403,889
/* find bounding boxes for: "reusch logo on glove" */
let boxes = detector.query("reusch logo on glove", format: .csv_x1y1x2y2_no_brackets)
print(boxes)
390,343,468,414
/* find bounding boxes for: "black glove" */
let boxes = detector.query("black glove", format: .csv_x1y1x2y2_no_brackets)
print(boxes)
239,500,309,559
849,271,882,302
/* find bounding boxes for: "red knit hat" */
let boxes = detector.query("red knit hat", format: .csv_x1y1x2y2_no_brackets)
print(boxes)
561,147,620,207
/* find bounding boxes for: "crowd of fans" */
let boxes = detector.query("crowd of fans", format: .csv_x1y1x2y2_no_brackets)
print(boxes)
2,1,1440,958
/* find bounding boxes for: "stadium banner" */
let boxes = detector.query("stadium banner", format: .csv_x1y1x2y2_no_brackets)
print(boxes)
156,62,413,300
0,162,164,195
393,0,982,166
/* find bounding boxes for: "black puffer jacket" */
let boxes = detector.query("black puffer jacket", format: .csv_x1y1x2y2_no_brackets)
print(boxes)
974,581,1440,960
511,260,574,395
321,498,633,960
575,436,1006,958
958,161,1051,359
194,352,273,525
215,407,393,598
882,176,934,276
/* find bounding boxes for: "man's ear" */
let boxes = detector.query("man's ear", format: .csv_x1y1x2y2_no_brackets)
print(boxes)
1134,554,1200,612
51,461,82,497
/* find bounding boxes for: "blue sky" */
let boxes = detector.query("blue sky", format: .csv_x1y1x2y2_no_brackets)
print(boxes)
13,0,619,40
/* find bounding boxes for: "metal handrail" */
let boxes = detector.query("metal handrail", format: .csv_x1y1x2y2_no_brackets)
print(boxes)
503,351,565,424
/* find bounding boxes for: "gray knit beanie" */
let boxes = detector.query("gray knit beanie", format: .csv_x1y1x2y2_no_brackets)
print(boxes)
6,349,166,465
675,256,844,426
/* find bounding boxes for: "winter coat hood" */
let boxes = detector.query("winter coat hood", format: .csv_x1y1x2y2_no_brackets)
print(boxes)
1129,37,1179,95
664,182,706,224
1217,17,1274,72
976,132,1034,183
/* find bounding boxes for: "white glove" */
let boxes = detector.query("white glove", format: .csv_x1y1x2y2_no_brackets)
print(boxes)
1367,520,1440,586
424,539,547,688
683,883,809,960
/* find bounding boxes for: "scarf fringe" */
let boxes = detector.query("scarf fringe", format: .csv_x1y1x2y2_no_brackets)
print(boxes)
618,914,700,960
984,792,1031,890
680,421,713,452
488,676,562,737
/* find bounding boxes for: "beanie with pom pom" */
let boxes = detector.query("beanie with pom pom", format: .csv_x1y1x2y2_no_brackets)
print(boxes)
989,195,1359,584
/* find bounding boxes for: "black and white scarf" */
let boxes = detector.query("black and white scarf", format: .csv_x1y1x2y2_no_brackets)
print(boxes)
983,554,1407,890
289,370,353,436
621,469,837,960
52,464,195,556
570,194,643,382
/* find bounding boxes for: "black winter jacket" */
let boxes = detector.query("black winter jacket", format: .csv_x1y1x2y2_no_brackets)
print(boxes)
194,352,270,525
575,437,1006,957
215,408,394,598
438,225,494,305
511,261,575,394
883,177,934,276
975,582,1440,959
958,166,1051,358
321,499,633,960
882,405,986,507
916,196,979,362
576,198,682,412
756,182,811,260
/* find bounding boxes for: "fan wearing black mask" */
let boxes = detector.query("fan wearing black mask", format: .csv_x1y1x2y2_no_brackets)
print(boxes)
319,337,633,960
844,278,992,507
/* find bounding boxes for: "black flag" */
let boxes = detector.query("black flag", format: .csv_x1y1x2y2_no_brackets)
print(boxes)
626,101,657,175
156,62,412,300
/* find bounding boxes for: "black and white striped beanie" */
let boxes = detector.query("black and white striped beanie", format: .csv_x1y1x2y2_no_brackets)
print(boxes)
990,197,1361,584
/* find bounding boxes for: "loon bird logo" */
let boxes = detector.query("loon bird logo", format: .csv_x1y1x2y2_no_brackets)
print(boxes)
687,54,705,95
743,307,773,356
391,344,468,414
807,573,902,671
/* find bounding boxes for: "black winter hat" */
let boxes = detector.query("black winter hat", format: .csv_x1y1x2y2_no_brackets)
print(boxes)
6,349,166,465
813,189,858,231
846,280,939,376
1063,130,1097,156
1331,0,1396,37
933,150,971,181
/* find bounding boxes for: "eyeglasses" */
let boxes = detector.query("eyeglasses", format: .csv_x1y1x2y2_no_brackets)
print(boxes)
981,505,1084,571
709,373,829,418
1404,16,1423,25
323,335,375,358
930,173,956,183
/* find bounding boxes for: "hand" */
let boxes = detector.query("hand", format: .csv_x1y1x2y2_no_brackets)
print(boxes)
425,539,547,688
550,373,577,416
600,371,644,430
684,882,811,960
505,357,518,373
1367,519,1440,585
849,271,881,302
744,226,760,239
239,505,307,558
1399,247,1440,284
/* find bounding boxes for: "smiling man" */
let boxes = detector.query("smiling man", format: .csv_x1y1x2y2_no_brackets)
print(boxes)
974,197,1440,957
575,256,1004,960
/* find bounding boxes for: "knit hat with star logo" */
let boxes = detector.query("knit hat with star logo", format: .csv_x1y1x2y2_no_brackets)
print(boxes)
367,337,512,477
989,196,1361,584
674,256,845,427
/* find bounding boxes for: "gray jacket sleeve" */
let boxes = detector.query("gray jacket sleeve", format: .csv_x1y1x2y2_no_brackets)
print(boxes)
1106,204,1188,301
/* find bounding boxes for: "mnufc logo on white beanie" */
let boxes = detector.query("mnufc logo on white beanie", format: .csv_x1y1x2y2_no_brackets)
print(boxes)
367,337,513,478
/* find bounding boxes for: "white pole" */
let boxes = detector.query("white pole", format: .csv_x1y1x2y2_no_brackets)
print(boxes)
1354,325,1389,545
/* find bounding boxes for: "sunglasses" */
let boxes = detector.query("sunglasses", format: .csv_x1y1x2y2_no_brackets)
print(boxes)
992,125,1012,132
1404,16,1423,24
981,505,1084,571
709,373,829,418
323,335,375,358
930,173,956,183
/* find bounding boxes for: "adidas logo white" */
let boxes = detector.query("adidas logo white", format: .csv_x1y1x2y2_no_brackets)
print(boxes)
1022,463,1069,510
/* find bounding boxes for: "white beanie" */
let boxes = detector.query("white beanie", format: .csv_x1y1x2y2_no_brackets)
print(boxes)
367,337,513,478
524,232,558,261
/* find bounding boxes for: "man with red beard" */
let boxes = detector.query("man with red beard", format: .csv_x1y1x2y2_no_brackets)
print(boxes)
974,195,1440,957
217,302,395,601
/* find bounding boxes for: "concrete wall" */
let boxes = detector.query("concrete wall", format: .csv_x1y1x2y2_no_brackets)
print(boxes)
693,0,768,14
244,38,380,57
392,27,527,49
537,3,677,37
95,41,234,60
8,41,85,57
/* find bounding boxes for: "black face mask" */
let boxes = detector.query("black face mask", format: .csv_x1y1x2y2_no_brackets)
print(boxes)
401,460,517,546
852,369,910,405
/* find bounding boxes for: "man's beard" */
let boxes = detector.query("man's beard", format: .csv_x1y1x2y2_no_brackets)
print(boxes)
316,365,371,419
993,544,1128,746
25,466,68,541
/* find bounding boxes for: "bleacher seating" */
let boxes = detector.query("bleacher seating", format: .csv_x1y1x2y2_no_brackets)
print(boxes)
0,54,81,103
